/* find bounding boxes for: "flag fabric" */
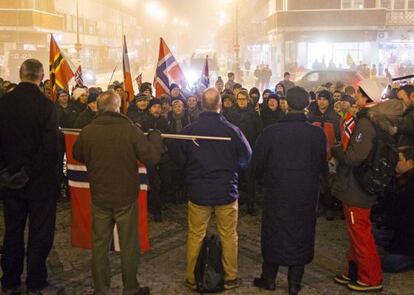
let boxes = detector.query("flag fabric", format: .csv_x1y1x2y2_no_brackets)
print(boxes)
154,37,188,97
63,130,150,253
201,55,209,87
122,35,135,114
341,112,356,150
135,73,143,89
49,34,74,102
74,65,84,87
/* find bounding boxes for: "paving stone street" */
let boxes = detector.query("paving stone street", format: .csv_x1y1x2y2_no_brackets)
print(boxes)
0,196,413,295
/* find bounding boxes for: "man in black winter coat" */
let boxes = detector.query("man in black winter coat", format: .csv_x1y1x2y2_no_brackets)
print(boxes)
73,92,98,129
374,146,414,273
0,59,62,294
127,94,149,128
252,87,326,295
226,90,262,215
141,98,171,221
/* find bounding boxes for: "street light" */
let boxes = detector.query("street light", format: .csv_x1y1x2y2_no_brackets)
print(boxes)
75,0,82,59
234,0,240,63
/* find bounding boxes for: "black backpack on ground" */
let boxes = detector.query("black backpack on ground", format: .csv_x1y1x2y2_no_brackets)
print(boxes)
194,234,224,293
354,120,398,196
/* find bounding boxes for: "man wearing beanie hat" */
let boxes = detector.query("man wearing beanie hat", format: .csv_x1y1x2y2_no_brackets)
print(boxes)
308,89,342,221
139,83,152,98
169,83,181,99
261,93,285,128
252,86,326,294
127,94,149,127
141,98,169,222
338,94,356,119
74,92,98,129
221,93,235,117
331,78,385,292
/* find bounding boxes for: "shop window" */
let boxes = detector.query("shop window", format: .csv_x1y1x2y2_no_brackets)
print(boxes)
408,0,414,8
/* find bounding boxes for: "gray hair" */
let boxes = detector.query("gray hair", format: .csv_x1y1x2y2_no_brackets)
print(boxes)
19,59,44,82
202,88,221,112
97,90,121,113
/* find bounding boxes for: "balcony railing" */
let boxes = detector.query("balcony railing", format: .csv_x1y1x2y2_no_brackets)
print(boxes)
386,9,414,26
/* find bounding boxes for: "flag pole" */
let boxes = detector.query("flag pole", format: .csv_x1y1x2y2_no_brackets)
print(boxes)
108,64,118,86
61,128,231,141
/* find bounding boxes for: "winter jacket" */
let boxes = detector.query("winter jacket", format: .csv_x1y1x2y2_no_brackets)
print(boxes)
384,170,414,256
127,104,147,127
172,112,252,206
226,106,262,147
308,106,341,143
167,111,191,134
253,113,326,265
331,107,378,208
73,112,162,208
397,106,414,146
261,107,285,128
0,82,59,199
74,106,96,129
141,113,169,133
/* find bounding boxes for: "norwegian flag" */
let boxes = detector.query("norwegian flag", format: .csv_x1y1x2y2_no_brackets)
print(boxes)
200,55,209,87
74,65,84,87
135,73,143,88
154,38,188,97
341,112,356,150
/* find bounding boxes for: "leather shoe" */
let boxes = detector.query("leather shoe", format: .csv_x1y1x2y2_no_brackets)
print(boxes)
135,286,150,295
253,277,276,290
289,284,301,295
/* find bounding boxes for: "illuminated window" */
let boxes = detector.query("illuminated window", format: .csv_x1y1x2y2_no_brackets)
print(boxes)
394,0,405,9
409,0,414,8
342,0,364,8
380,0,392,8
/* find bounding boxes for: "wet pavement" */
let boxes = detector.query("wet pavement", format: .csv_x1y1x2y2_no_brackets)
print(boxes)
0,197,413,295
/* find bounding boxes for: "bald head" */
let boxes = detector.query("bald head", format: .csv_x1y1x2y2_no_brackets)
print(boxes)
202,88,222,113
97,90,121,113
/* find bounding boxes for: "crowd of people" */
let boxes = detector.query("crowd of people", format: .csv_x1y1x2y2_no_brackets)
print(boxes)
0,58,413,295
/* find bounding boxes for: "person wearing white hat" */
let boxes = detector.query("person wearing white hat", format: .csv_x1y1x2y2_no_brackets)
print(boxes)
331,78,385,292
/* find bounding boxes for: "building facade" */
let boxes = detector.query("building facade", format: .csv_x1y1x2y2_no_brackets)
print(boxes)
0,0,144,82
246,0,414,79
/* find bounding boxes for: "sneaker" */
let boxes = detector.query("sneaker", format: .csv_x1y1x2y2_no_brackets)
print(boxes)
334,274,351,285
347,281,383,292
224,278,241,290
184,280,197,291
26,285,64,295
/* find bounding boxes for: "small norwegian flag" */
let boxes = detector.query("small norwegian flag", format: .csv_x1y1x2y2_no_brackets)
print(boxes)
74,65,84,87
135,73,143,88
341,112,356,150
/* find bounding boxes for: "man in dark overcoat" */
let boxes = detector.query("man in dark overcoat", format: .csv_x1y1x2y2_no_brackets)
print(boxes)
252,86,327,295
0,59,62,294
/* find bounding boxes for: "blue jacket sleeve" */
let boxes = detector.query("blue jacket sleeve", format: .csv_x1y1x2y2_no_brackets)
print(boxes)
234,129,252,172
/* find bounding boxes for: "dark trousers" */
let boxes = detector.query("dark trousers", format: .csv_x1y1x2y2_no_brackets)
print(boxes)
146,165,162,215
261,261,305,286
373,227,414,273
1,191,57,290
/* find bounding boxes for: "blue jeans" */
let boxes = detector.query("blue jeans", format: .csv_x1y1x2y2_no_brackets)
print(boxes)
373,227,414,273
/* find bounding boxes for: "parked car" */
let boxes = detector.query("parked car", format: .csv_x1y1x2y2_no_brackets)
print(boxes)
295,70,363,91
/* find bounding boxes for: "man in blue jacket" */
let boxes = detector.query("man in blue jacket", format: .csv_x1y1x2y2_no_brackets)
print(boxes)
173,88,252,291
